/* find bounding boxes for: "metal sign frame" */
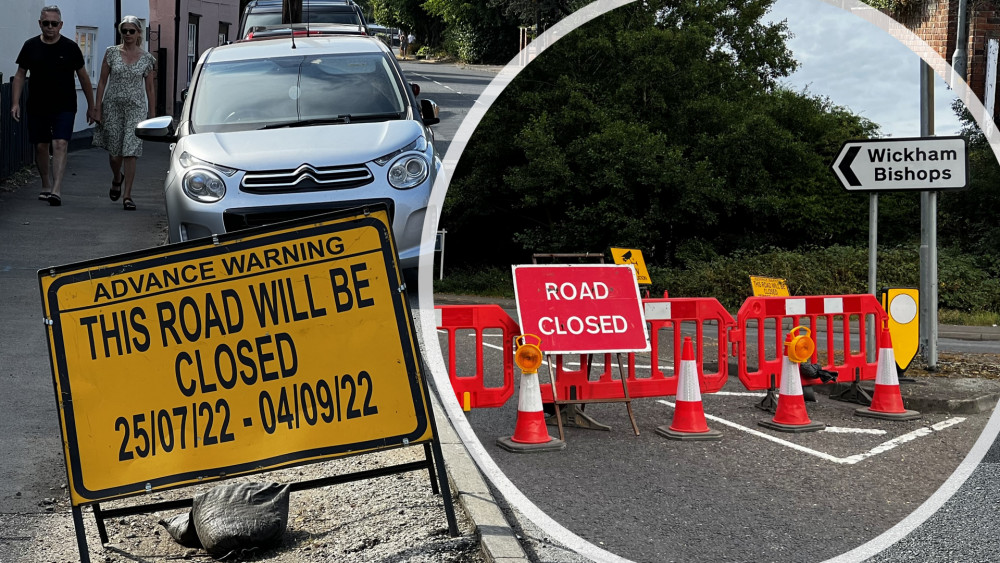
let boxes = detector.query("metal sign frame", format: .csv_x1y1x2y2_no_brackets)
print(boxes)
39,204,457,561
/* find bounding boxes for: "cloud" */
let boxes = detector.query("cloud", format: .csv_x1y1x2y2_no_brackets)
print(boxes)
768,0,963,137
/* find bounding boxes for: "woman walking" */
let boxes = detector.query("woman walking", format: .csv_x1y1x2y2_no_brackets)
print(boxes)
92,15,155,210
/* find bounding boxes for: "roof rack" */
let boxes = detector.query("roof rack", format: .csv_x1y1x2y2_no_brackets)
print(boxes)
242,22,367,41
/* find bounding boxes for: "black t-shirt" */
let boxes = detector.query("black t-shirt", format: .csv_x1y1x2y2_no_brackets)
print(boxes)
15,35,86,113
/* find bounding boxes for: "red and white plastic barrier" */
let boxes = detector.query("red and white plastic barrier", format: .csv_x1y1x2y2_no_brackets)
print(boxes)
435,305,518,410
732,295,888,391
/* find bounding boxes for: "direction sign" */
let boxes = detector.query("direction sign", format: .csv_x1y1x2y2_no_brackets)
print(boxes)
831,136,968,191
40,206,433,505
512,264,649,355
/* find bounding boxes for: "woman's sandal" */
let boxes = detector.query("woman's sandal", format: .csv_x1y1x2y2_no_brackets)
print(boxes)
123,197,136,211
47,194,62,206
38,191,51,200
109,180,122,201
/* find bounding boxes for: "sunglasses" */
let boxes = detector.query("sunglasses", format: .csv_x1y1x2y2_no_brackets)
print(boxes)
40,20,61,27
121,28,138,35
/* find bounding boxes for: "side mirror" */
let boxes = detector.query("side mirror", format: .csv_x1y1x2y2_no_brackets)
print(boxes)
135,115,178,143
420,99,439,126
181,88,189,102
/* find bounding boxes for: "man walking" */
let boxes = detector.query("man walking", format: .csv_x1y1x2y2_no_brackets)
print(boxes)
11,5,96,206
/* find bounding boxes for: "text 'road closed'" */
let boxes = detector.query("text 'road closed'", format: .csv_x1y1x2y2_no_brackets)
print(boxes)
513,265,649,355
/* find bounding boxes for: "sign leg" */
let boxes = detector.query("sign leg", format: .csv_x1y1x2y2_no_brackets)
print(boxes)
72,505,91,563
423,442,440,495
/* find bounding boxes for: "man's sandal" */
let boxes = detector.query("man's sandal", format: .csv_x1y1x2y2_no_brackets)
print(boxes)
38,191,51,200
109,180,122,201
47,194,61,206
123,197,136,211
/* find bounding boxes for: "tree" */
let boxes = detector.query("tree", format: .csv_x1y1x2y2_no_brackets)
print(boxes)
442,0,885,267
939,99,1000,272
423,0,520,63
488,0,592,31
369,0,445,46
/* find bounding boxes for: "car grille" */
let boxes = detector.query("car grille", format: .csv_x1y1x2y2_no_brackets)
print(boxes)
241,163,374,193
223,199,395,232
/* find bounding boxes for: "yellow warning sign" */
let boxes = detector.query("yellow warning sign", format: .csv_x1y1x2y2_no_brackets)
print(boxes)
610,247,651,285
749,276,790,297
39,207,432,506
882,287,919,372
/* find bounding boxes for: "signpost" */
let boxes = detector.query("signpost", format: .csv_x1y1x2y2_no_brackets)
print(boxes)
831,136,968,362
512,264,648,439
40,206,456,561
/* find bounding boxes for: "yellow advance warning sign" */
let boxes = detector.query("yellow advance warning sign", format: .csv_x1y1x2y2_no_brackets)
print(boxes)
749,275,790,297
39,207,432,506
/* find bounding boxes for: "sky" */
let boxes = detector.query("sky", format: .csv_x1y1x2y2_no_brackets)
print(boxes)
766,0,966,138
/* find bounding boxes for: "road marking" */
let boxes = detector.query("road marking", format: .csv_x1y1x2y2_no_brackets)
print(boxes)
657,399,964,465
410,72,463,94
824,426,888,435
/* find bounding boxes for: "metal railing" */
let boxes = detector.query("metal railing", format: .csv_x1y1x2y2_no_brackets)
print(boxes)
0,77,33,182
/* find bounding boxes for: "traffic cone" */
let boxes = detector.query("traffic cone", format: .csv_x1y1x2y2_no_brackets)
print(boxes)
656,337,721,441
497,336,566,453
856,326,921,421
759,330,825,433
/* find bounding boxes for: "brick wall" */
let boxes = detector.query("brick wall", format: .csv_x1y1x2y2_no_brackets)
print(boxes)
891,0,1000,119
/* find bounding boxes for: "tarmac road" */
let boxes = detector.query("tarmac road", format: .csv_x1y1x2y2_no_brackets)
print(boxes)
431,296,1000,562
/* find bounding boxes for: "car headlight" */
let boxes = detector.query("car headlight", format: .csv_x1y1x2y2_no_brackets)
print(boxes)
374,137,427,166
388,155,429,189
178,151,237,176
177,151,234,203
182,169,227,202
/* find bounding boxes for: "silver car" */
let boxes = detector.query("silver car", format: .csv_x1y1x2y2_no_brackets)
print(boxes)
136,34,440,271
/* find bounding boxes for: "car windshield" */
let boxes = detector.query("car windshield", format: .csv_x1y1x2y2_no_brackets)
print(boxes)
190,52,406,133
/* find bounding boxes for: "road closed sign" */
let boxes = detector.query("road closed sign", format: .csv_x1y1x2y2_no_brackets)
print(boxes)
39,206,432,505
513,264,649,355
831,136,968,191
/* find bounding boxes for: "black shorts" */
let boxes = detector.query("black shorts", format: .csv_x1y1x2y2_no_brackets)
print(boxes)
27,111,75,144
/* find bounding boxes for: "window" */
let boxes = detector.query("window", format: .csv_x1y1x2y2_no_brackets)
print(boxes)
218,22,230,46
75,27,99,83
187,15,201,85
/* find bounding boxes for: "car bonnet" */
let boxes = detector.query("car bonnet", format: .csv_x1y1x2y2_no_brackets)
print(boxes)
178,120,428,170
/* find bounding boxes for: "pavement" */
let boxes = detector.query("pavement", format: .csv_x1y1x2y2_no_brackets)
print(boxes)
4,140,999,563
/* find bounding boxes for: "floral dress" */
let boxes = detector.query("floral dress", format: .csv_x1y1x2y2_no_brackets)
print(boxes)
92,45,156,157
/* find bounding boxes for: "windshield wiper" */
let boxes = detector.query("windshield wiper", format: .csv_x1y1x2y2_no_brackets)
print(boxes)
259,112,403,130
260,116,351,129
345,112,405,122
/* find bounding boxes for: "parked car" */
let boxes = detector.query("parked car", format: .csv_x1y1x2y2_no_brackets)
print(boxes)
238,0,368,39
135,34,440,272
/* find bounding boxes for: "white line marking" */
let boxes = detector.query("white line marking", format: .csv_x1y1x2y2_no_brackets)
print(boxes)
824,426,888,435
656,399,964,465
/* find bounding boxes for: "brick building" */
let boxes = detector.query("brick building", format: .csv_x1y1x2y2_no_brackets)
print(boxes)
891,0,1000,121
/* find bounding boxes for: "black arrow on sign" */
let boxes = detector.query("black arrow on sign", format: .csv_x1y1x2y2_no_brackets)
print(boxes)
838,145,862,187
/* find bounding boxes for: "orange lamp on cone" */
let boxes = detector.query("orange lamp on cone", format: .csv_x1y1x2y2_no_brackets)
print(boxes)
759,326,825,433
785,326,815,363
497,334,566,453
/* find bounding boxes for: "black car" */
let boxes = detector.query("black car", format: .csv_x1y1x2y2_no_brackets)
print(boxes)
238,0,368,38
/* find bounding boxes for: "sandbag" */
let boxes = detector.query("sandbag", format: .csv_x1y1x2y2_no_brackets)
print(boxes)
159,511,201,548
161,482,290,559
